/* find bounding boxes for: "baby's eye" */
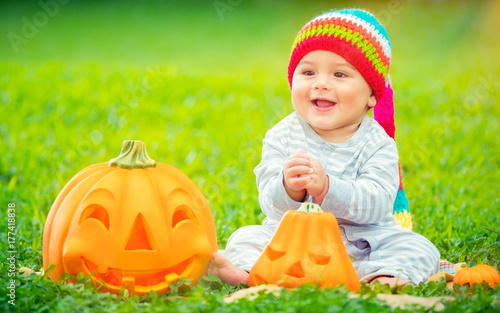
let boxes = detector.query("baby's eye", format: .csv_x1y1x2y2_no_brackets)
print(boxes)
302,70,315,76
334,72,347,78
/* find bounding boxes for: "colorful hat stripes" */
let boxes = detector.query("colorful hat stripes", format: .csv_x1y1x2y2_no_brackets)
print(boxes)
287,9,412,230
288,9,392,102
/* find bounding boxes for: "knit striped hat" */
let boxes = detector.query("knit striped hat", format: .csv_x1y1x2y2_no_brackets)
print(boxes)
288,9,412,230
288,8,395,138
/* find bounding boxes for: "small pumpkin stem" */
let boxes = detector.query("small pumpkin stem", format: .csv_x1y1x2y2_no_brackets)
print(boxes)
109,140,156,169
298,202,323,213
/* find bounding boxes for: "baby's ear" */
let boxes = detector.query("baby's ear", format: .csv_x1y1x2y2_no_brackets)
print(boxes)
367,91,377,108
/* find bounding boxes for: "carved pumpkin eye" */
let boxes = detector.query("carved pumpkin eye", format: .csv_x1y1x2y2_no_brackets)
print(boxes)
265,246,286,261
79,204,110,230
172,204,198,230
308,252,331,265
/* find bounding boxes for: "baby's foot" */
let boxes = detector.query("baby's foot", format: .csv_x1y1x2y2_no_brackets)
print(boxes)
207,252,249,286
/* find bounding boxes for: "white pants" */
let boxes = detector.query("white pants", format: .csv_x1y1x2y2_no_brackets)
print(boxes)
224,221,440,283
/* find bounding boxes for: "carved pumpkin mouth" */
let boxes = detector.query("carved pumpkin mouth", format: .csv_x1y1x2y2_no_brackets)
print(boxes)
82,256,195,290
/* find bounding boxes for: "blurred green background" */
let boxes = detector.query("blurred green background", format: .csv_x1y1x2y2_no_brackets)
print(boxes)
1,0,499,268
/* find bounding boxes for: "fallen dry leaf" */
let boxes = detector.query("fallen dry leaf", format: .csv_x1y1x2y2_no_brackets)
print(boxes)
18,267,44,276
163,296,188,301
376,294,455,311
19,267,35,276
224,284,281,303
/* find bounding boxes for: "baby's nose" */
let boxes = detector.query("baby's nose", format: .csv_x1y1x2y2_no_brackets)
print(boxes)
313,80,330,90
312,74,331,90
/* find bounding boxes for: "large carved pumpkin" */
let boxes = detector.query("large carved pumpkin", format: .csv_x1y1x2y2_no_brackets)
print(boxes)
249,203,360,291
43,140,217,295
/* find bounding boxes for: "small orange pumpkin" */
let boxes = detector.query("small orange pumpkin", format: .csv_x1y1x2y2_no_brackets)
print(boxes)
248,203,360,291
43,140,217,295
453,264,500,289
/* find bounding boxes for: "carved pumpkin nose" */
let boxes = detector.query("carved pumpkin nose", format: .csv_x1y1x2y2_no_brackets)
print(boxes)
125,214,155,250
285,261,305,278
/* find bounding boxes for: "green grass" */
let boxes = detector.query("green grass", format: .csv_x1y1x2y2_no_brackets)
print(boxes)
1,0,499,311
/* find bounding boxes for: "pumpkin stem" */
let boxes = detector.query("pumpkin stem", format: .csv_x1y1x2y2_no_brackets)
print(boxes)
298,202,323,213
109,140,156,169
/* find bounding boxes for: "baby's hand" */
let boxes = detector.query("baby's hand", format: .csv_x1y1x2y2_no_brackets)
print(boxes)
306,157,329,205
283,149,312,201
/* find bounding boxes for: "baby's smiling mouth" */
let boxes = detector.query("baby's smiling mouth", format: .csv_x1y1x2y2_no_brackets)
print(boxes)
312,99,336,110
313,99,335,107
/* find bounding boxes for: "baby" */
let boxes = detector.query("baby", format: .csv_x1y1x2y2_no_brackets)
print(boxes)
208,8,440,287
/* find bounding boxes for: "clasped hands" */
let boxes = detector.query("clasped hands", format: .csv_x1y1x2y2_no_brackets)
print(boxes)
283,149,329,204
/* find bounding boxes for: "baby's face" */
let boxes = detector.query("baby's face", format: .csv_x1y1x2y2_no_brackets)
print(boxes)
291,50,376,142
